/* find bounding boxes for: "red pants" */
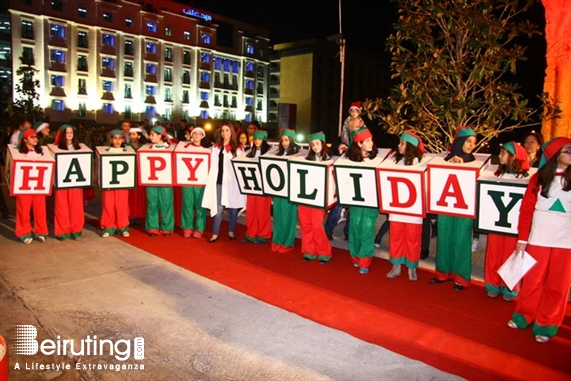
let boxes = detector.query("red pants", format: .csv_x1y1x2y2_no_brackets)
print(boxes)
101,189,130,232
389,221,422,268
128,185,147,219
484,233,519,294
15,194,48,239
245,195,272,240
514,244,571,331
54,188,84,239
298,205,331,257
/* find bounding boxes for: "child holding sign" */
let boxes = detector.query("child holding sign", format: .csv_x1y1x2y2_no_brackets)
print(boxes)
180,127,207,238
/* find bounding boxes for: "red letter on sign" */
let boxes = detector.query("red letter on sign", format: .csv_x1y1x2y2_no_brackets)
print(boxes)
181,157,204,181
148,157,166,181
436,174,468,209
387,176,416,208
19,165,48,191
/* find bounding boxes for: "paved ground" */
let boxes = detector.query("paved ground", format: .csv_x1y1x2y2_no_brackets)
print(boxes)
0,178,478,381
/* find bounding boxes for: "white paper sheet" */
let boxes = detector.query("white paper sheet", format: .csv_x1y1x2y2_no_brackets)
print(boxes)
497,251,538,291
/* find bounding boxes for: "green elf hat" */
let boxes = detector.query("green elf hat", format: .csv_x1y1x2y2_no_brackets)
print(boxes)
455,126,476,139
351,126,372,143
109,129,123,137
33,121,49,134
54,123,75,145
280,128,295,140
538,136,571,169
151,126,166,136
309,131,326,143
401,131,426,153
502,141,530,171
253,130,268,141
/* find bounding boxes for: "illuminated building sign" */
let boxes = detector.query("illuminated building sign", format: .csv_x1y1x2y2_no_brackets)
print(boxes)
182,8,212,22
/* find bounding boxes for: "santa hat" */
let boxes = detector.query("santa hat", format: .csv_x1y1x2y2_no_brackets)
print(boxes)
280,128,295,140
54,124,75,145
351,126,372,143
400,131,426,153
191,127,206,137
253,130,268,142
309,131,326,143
502,141,530,171
348,101,362,112
34,121,49,134
539,137,571,169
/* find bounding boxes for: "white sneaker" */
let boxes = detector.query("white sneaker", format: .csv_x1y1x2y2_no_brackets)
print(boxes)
507,320,518,329
102,232,110,238
535,335,550,343
36,236,46,243
122,231,130,237
471,239,479,252
23,237,33,245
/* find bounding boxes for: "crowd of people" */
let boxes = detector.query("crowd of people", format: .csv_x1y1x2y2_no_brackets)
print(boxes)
1,109,569,344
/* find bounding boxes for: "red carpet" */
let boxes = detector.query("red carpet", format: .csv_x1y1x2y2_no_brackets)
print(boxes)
107,220,571,381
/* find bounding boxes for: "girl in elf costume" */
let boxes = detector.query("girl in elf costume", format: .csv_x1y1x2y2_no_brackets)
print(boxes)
100,130,130,238
484,141,529,301
508,137,571,343
386,131,425,280
345,126,379,274
145,126,174,237
15,128,48,244
242,130,272,244
430,127,477,291
271,128,300,253
202,121,245,243
298,132,332,263
126,127,147,227
53,124,85,240
180,127,208,238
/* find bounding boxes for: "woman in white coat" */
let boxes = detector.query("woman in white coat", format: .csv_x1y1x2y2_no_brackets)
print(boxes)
202,120,245,242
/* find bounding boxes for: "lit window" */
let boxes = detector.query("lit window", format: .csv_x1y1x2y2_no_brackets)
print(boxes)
182,70,190,84
183,51,191,65
245,114,252,122
103,12,112,22
124,105,132,120
165,27,172,37
78,55,88,71
102,34,115,47
102,57,115,69
200,72,210,83
50,24,65,38
124,83,132,98
102,80,113,91
51,75,64,86
183,31,190,40
200,53,210,64
246,43,254,54
145,85,155,95
146,42,157,54
245,97,253,106
50,49,65,63
182,90,189,103
201,34,211,44
147,21,157,33
214,57,222,71
51,0,63,11
78,7,87,18
124,40,134,55
124,62,133,77
21,21,34,39
52,99,65,111
146,106,155,116
182,109,189,120
164,88,172,102
145,63,156,75
200,91,209,101
224,59,230,72
78,78,86,94
245,79,254,90
125,18,133,27
246,62,254,72
232,61,239,74
200,110,208,119
78,103,86,117
165,107,172,121
103,103,113,114
165,47,173,61
78,31,88,48
164,67,172,82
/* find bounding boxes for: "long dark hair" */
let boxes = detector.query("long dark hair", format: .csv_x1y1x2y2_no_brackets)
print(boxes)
534,153,571,198
346,141,378,162
306,141,331,161
277,136,299,156
215,120,239,158
495,149,528,178
395,142,423,165
58,128,81,150
19,139,42,154
246,140,270,158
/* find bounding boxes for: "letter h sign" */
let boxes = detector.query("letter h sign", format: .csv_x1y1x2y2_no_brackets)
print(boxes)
5,145,55,196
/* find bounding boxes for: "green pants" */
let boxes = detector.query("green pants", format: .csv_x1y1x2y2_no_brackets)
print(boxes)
348,206,377,259
272,196,298,247
145,186,174,232
435,215,473,282
181,186,206,232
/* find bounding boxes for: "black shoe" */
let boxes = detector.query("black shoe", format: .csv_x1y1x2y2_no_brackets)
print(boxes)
431,222,438,238
326,233,333,241
420,249,429,260
453,283,465,291
430,277,451,284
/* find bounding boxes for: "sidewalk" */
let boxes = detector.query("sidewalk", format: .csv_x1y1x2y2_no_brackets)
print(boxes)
0,181,467,381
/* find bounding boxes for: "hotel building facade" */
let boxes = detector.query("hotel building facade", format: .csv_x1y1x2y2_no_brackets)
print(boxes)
8,0,270,127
